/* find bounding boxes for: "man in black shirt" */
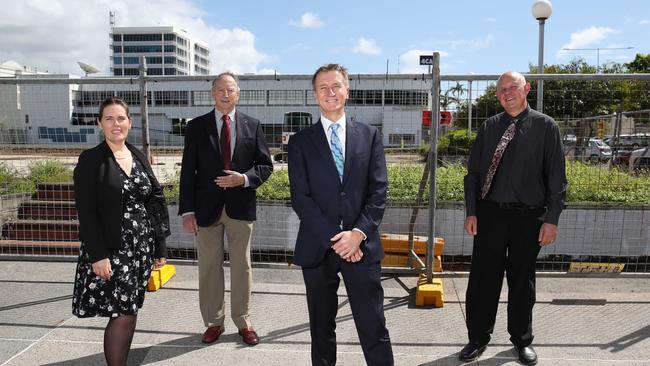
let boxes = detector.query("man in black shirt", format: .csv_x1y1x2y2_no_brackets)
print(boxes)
460,71,567,365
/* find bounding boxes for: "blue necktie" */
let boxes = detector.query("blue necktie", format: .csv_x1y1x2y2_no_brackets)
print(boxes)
329,123,344,180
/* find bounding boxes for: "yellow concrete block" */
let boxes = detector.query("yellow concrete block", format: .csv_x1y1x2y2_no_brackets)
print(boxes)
380,234,445,256
415,274,444,307
147,264,176,292
381,254,443,272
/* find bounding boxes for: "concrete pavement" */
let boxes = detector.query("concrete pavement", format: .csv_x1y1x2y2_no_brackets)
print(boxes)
0,260,649,365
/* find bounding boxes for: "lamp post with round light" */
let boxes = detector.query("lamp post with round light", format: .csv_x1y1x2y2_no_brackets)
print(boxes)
532,0,552,113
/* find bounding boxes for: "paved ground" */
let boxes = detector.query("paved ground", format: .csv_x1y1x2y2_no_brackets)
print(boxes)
1,260,649,365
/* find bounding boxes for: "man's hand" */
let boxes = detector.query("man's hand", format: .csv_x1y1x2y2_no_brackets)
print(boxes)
464,216,478,235
538,223,558,246
331,230,364,262
182,214,198,234
216,170,245,188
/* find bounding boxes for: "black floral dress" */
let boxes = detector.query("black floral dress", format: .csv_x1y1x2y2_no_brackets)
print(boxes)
72,158,155,318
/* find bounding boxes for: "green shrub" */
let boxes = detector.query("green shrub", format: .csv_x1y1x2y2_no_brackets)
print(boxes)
161,168,181,204
27,160,72,184
257,169,291,201
136,159,650,206
0,163,35,195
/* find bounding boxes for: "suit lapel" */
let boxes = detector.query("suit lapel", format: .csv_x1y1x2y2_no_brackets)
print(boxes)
308,120,341,185
204,109,220,157
232,111,246,160
342,119,357,187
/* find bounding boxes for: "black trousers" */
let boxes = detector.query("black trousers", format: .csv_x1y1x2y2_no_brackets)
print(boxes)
465,200,545,347
302,250,394,366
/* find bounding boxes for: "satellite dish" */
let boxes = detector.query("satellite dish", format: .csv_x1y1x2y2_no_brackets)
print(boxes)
77,61,100,76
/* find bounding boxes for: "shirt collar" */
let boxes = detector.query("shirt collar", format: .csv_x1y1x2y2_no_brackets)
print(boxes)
216,108,236,122
321,114,346,134
510,105,531,121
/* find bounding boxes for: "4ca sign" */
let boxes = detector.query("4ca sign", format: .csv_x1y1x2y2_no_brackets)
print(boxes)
419,55,433,65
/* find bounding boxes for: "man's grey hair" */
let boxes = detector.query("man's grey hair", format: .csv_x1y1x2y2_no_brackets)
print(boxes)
212,72,240,89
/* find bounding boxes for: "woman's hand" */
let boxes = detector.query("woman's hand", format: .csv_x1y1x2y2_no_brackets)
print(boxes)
154,258,167,269
91,258,112,280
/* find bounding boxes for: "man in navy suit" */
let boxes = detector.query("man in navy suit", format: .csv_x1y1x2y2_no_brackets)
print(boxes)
179,72,272,346
288,64,394,366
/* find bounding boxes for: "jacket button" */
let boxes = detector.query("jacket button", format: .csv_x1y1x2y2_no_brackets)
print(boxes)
340,192,346,197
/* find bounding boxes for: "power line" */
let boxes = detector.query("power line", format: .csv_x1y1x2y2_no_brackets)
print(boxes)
562,47,634,73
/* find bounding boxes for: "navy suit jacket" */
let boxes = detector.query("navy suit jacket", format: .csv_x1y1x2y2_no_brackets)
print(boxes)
288,119,388,268
178,109,273,226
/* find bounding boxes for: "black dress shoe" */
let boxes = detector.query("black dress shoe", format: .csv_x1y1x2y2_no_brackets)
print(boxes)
459,341,488,361
515,345,538,365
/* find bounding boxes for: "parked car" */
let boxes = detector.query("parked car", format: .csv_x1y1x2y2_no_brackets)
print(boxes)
563,137,611,162
629,147,650,172
604,133,650,150
586,138,612,162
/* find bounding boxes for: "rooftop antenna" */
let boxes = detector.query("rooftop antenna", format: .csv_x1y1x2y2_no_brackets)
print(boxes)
109,11,115,28
77,61,100,77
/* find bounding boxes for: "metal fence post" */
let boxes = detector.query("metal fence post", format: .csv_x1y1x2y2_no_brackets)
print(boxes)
426,52,441,284
139,56,151,161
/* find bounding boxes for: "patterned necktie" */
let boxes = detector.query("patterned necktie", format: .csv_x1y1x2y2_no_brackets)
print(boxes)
220,115,232,170
480,119,517,199
329,123,344,180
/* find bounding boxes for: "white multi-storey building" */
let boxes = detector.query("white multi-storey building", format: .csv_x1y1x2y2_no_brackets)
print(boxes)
0,74,433,148
110,26,210,76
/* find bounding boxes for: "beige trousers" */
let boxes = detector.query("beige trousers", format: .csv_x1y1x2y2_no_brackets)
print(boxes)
196,208,253,330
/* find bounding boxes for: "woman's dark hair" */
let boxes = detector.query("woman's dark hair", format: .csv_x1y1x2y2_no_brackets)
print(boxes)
98,96,130,120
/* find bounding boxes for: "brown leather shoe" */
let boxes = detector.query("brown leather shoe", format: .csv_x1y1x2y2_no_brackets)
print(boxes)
238,327,260,346
202,325,224,343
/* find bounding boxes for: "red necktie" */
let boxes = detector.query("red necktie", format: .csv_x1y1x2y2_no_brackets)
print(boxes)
220,115,232,170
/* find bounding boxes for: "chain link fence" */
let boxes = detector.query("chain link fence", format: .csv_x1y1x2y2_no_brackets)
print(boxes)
0,72,649,272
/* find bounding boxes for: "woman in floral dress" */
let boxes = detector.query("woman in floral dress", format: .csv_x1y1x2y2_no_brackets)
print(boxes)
72,97,170,366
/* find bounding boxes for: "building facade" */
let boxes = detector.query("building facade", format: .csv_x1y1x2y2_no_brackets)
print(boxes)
0,74,433,148
110,26,210,76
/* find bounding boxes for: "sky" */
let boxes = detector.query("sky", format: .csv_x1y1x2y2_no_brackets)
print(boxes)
0,0,648,77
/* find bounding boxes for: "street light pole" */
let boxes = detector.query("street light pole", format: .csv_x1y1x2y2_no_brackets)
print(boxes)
532,0,552,113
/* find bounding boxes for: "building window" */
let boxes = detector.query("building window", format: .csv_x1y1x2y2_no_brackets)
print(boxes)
385,90,428,106
348,90,382,106
164,45,175,53
74,91,115,107
164,56,176,64
176,36,187,46
154,91,188,106
123,57,139,64
112,34,122,42
123,45,162,53
114,68,123,76
114,57,122,65
306,90,318,105
123,34,163,42
239,90,266,105
164,33,175,41
194,44,209,56
145,56,163,64
123,68,140,76
268,90,303,105
147,68,163,75
113,45,122,53
116,91,152,106
192,91,213,106
164,68,177,75
388,133,416,146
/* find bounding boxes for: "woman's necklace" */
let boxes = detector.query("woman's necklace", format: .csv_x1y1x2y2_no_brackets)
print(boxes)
113,150,132,160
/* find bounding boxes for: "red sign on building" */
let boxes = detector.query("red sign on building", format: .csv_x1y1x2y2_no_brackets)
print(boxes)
422,110,452,126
